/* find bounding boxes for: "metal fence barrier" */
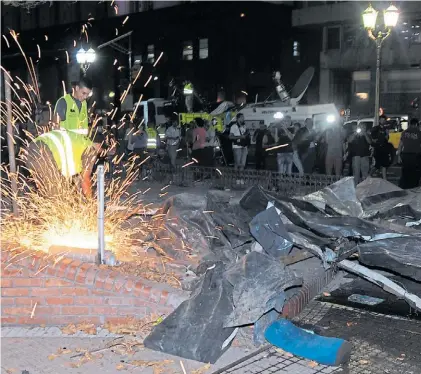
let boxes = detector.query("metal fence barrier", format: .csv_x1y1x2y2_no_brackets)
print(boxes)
150,162,341,196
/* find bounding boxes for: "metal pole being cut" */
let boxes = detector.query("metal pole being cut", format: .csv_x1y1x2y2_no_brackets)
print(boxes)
97,164,105,264
4,72,19,215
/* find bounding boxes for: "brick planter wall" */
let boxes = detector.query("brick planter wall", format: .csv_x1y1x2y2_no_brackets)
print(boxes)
0,249,188,326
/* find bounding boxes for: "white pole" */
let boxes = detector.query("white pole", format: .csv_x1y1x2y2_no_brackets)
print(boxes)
97,164,105,264
4,72,18,215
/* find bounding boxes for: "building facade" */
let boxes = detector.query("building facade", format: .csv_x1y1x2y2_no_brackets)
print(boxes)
292,1,421,119
1,1,319,112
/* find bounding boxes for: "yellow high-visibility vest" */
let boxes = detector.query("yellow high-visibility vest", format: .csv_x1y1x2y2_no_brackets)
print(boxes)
183,83,193,95
35,130,93,178
146,128,158,149
54,94,89,135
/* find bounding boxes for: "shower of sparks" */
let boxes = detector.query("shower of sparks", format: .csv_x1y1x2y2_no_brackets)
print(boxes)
62,80,66,96
144,75,152,87
44,35,48,41
37,44,41,59
1,66,13,82
266,144,288,152
30,302,38,319
122,16,129,25
73,40,77,47
0,139,177,263
114,5,118,14
0,38,184,277
182,161,195,168
9,30,40,102
130,94,143,122
133,66,143,84
113,59,118,65
2,35,10,48
65,51,70,64
153,52,164,68
115,28,119,36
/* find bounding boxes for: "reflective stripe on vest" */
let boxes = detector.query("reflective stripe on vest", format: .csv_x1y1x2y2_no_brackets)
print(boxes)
147,139,157,149
36,130,92,178
184,83,193,95
146,128,157,149
64,128,89,136
39,132,76,177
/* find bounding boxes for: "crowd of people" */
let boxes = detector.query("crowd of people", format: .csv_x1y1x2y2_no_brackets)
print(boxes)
4,74,419,191
109,111,420,189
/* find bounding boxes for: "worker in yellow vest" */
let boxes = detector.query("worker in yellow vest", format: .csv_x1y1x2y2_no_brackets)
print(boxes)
146,124,160,152
183,81,194,113
25,129,100,198
53,77,92,135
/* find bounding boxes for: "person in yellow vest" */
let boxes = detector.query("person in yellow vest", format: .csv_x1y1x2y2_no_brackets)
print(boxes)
183,81,194,113
25,129,101,198
146,123,160,153
53,77,92,135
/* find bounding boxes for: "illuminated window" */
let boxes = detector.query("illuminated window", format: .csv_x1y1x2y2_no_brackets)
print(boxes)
199,38,208,59
182,41,193,60
147,44,155,63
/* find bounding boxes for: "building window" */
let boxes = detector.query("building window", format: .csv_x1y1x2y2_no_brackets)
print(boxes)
182,41,193,60
293,41,300,61
327,26,341,50
199,38,208,59
147,44,155,63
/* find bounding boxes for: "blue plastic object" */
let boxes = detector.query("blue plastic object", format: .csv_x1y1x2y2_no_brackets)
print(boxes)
265,319,352,366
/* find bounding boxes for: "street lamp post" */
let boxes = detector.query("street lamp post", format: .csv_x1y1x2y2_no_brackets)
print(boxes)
362,5,399,127
76,47,96,75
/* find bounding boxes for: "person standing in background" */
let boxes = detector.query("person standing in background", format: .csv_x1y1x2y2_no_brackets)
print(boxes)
253,121,272,170
191,118,207,164
131,122,148,179
203,120,216,166
276,123,294,174
295,118,316,174
397,118,421,189
124,121,135,160
325,121,344,177
165,117,181,172
281,118,304,176
229,113,250,183
348,123,371,185
371,115,394,180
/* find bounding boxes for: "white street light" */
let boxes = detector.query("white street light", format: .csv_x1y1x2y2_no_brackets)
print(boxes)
76,48,86,64
384,5,399,28
76,47,96,74
86,48,96,63
362,4,399,127
362,5,378,30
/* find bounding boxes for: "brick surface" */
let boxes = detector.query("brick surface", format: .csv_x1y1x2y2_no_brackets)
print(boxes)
1,245,188,326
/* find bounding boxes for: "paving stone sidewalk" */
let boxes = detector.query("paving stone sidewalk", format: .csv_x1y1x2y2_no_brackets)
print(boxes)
1,322,343,374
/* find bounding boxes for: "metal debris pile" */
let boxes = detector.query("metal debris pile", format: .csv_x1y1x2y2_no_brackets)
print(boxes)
140,177,421,364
